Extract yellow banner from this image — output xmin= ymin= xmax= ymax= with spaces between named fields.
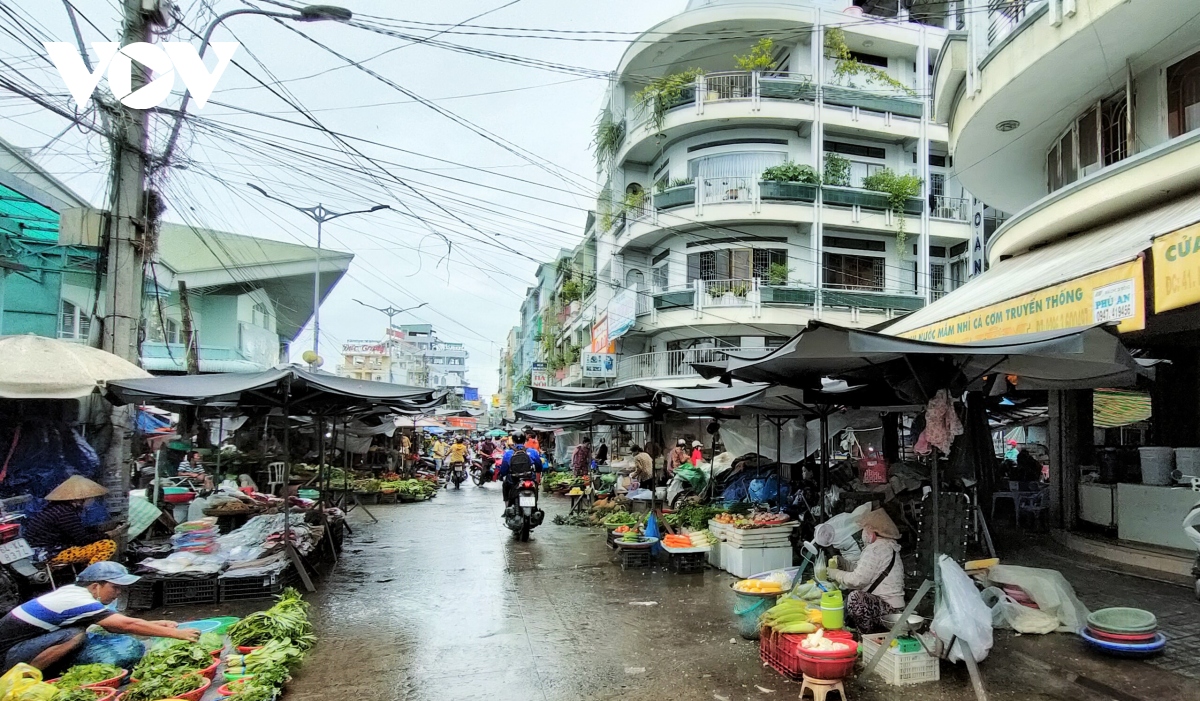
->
xmin=899 ymin=260 xmax=1144 ymax=343
xmin=1152 ymin=222 xmax=1200 ymax=313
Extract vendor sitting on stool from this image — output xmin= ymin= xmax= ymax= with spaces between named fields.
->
xmin=25 ymin=476 xmax=121 ymax=567
xmin=826 ymin=508 xmax=904 ymax=633
xmin=0 ymin=562 xmax=198 ymax=674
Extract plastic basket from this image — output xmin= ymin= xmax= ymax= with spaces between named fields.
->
xmin=124 ymin=579 xmax=159 ymax=611
xmin=668 ymin=551 xmax=707 ymax=574
xmin=733 ymin=594 xmax=770 ymax=640
xmin=220 ymin=568 xmax=296 ymax=602
xmin=860 ymin=633 xmax=940 ymax=685
xmin=619 ymin=548 xmax=653 ymax=570
xmin=161 ymin=576 xmax=219 ymax=606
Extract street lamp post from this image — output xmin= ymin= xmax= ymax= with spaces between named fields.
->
xmin=248 ymin=183 xmax=388 ymax=357
xmin=158 ymin=5 xmax=353 ymax=173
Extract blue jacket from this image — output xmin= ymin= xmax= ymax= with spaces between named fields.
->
xmin=500 ymin=446 xmax=543 ymax=477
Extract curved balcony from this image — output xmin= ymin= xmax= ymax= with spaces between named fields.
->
xmin=945 ymin=0 xmax=1188 ymax=213
xmin=616 ymin=345 xmax=753 ymax=385
xmin=616 ymin=72 xmax=938 ymax=166
xmin=618 ymin=180 xmax=966 ymax=253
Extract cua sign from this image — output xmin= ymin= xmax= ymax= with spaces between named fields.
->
xmin=44 ymin=41 xmax=239 ymax=109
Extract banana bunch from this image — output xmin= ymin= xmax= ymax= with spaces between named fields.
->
xmin=759 ymin=598 xmax=817 ymax=635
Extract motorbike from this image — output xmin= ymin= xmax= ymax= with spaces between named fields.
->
xmin=470 ymin=457 xmax=492 ymax=486
xmin=449 ymin=461 xmax=467 ymax=489
xmin=503 ymin=473 xmax=544 ymax=542
xmin=0 ymin=497 xmax=51 ymax=615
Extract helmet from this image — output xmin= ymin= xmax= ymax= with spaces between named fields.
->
xmin=512 ymin=432 xmax=526 ymax=444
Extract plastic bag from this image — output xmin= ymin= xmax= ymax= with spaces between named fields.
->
xmin=930 ymin=555 xmax=993 ymax=663
xmin=0 ymin=664 xmax=56 ymax=701
xmin=812 ymin=502 xmax=871 ymax=567
xmin=73 ymin=632 xmax=146 ymax=668
xmin=980 ymin=587 xmax=1060 ymax=634
xmin=982 ymin=565 xmax=1091 ymax=633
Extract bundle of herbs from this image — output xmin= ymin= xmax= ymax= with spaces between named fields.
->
xmin=53 ymin=663 xmax=124 ymax=689
xmin=121 ymin=673 xmax=207 ymax=701
xmin=53 ymin=689 xmax=103 ymax=701
xmin=131 ymin=639 xmax=212 ymax=680
xmin=227 ymin=588 xmax=315 ymax=650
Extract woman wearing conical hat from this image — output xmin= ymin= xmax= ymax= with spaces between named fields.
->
xmin=24 ymin=476 xmax=118 ymax=566
xmin=827 ymin=507 xmax=906 ymax=633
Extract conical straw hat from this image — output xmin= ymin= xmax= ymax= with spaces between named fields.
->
xmin=45 ymin=475 xmax=108 ymax=501
xmin=858 ymin=508 xmax=901 ymax=540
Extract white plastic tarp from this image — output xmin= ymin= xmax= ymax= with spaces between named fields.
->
xmin=718 ymin=411 xmax=883 ymax=463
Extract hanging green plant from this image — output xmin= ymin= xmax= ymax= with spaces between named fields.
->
xmin=861 ymin=167 xmax=922 ymax=249
xmin=734 ymin=38 xmax=778 ymax=72
xmin=592 ymin=117 xmax=626 ymax=167
xmin=823 ymin=153 xmax=852 ymax=187
xmin=824 ymin=28 xmax=915 ymax=96
xmin=761 ymin=162 xmax=820 ymax=184
xmin=655 ymin=177 xmax=695 ymax=193
xmin=633 ymin=68 xmax=706 ymax=131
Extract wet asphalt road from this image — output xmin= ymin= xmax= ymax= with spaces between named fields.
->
xmin=267 ymin=483 xmax=1200 ymax=701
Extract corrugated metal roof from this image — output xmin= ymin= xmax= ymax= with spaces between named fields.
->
xmin=156 ymin=222 xmax=352 ymax=274
xmin=0 ymin=182 xmax=59 ymax=240
xmin=888 ymin=191 xmax=1200 ymax=336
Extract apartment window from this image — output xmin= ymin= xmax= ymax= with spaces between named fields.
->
xmin=252 ymin=302 xmax=271 ymax=330
xmin=1048 ymin=92 xmax=1127 ymax=193
xmin=59 ymin=300 xmax=90 ymax=340
xmin=949 ymin=258 xmax=968 ymax=289
xmin=1101 ymin=94 xmax=1128 ymax=166
xmin=847 ymin=51 xmax=888 ymax=69
xmin=823 ymin=253 xmax=884 ymax=290
xmin=823 ymin=236 xmax=885 ymax=253
xmin=147 ymin=315 xmax=179 ymax=344
xmin=764 ymin=335 xmax=789 ymax=348
xmin=688 ymin=249 xmax=787 ymax=282
xmin=825 ymin=140 xmax=887 ymax=160
xmin=1168 ymin=51 xmax=1200 ymax=138
xmin=689 ymin=151 xmax=786 ymax=204
xmin=652 ymin=264 xmax=668 ymax=291
xmin=752 ymin=249 xmax=787 ymax=280
xmin=931 ymin=263 xmax=946 ymax=293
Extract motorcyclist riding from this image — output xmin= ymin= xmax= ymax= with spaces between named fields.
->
xmin=501 ymin=433 xmax=543 ymax=510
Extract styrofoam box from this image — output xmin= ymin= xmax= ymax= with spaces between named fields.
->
xmin=707 ymin=540 xmax=723 ymax=569
xmin=720 ymin=544 xmax=794 ymax=578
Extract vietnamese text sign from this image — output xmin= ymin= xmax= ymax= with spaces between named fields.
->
xmin=531 ymin=369 xmax=549 ymax=388
xmin=581 ymin=352 xmax=616 ymax=378
xmin=342 ymin=341 xmax=386 ymax=354
xmin=590 ymin=314 xmax=609 ymax=353
xmin=607 ymin=289 xmax=637 ymax=341
xmin=1152 ymin=222 xmax=1200 ymax=313
xmin=898 ymin=260 xmax=1144 ymax=343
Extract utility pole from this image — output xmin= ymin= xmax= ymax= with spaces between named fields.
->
xmin=178 ymin=281 xmax=200 ymax=375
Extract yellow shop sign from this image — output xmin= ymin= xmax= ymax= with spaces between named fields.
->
xmin=1152 ymin=222 xmax=1200 ymax=313
xmin=899 ymin=259 xmax=1144 ymax=343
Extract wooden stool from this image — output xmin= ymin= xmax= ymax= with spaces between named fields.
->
xmin=800 ymin=676 xmax=846 ymax=701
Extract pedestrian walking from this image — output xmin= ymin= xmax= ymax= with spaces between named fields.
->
xmin=571 ymin=436 xmax=592 ymax=477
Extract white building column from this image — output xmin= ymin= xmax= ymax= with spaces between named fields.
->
xmin=918 ymin=24 xmax=931 ymax=303
xmin=812 ymin=14 xmax=824 ymax=317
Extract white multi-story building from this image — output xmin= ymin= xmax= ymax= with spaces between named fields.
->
xmin=583 ymin=0 xmax=976 ymax=387
xmin=885 ymin=0 xmax=1200 ymax=560
xmin=388 ymin=324 xmax=470 ymax=391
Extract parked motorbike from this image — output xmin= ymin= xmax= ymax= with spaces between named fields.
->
xmin=0 ymin=497 xmax=50 ymax=616
xmin=503 ymin=473 xmax=544 ymax=541
xmin=449 ymin=461 xmax=467 ymax=489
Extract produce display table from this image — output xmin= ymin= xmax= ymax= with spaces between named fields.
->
xmin=661 ymin=541 xmax=710 ymax=574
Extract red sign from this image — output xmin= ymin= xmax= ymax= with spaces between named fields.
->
xmin=446 ymin=417 xmax=478 ymax=429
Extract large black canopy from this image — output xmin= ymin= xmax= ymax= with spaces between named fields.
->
xmin=513 ymin=407 xmax=652 ymax=429
xmin=105 ymin=366 xmax=445 ymax=415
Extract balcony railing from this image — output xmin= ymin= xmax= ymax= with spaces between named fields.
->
xmin=617 ymin=345 xmax=755 ymax=384
xmin=986 ymin=0 xmax=1044 ymax=52
xmin=699 ymin=176 xmax=753 ymax=205
xmin=931 ymin=196 xmax=970 ymax=221
xmin=640 ymin=180 xmax=923 ymax=220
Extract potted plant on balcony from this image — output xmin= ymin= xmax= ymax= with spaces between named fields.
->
xmin=634 ymin=68 xmax=705 ymax=131
xmin=559 ymin=276 xmax=583 ymax=305
xmin=767 ymin=262 xmax=792 ymax=286
xmin=861 ymin=168 xmax=923 ymax=250
xmin=760 ymin=162 xmax=820 ymax=201
xmin=653 ymin=177 xmax=695 ymax=209
xmin=592 ymin=117 xmax=625 ymax=167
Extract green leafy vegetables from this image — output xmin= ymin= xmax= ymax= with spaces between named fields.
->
xmin=228 ymin=588 xmax=315 ymax=650
xmin=131 ymin=639 xmax=211 ymax=680
xmin=52 ymin=690 xmax=100 ymax=701
xmin=54 ymin=663 xmax=122 ymax=689
xmin=120 ymin=673 xmax=206 ymax=701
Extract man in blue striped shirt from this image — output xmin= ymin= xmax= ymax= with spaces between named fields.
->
xmin=0 ymin=562 xmax=197 ymax=673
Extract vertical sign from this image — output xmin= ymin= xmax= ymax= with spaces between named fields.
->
xmin=970 ymin=199 xmax=986 ymax=278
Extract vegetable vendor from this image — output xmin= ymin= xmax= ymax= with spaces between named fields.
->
xmin=0 ymin=562 xmax=198 ymax=674
xmin=825 ymin=508 xmax=905 ymax=633
xmin=25 ymin=476 xmax=122 ymax=566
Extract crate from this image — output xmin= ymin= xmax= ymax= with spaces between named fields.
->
xmin=378 ymin=491 xmax=398 ymax=504
xmin=161 ymin=576 xmax=219 ymax=606
xmin=860 ymin=633 xmax=941 ymax=685
xmin=761 ymin=629 xmax=857 ymax=681
xmin=668 ymin=551 xmax=707 ymax=574
xmin=125 ymin=579 xmax=160 ymax=611
xmin=219 ymin=568 xmax=296 ymax=602
xmin=619 ymin=547 xmax=654 ymax=570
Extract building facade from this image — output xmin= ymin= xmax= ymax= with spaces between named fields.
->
xmin=337 ymin=340 xmax=391 ymax=382
xmin=387 ymin=324 xmax=470 ymax=391
xmin=885 ymin=0 xmax=1200 ymax=558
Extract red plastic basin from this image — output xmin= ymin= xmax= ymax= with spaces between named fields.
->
xmin=794 ymin=648 xmax=857 ymax=679
xmin=116 ymin=675 xmax=210 ymax=701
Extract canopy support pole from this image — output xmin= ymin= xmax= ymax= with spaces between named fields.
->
xmin=281 ymin=399 xmax=316 ymax=593
xmin=214 ymin=415 xmax=223 ymax=477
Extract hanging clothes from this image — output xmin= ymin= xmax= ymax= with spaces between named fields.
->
xmin=915 ymin=389 xmax=963 ymax=455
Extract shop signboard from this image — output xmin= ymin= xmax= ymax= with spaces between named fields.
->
xmin=1152 ymin=222 xmax=1200 ymax=313
xmin=342 ymin=341 xmax=386 ymax=354
xmin=531 ymin=369 xmax=549 ymax=388
xmin=607 ymin=289 xmax=637 ymax=340
xmin=581 ymin=352 xmax=616 ymax=378
xmin=591 ymin=314 xmax=609 ymax=352
xmin=898 ymin=259 xmax=1145 ymax=343
xmin=970 ymin=199 xmax=986 ymax=278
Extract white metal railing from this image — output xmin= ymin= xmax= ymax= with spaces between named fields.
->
xmin=986 ymin=0 xmax=1042 ymax=50
xmin=703 ymin=71 xmax=755 ymax=102
xmin=616 ymin=345 xmax=750 ymax=383
xmin=635 ymin=289 xmax=653 ymax=316
xmin=627 ymin=71 xmax=813 ymax=130
xmin=700 ymin=278 xmax=755 ymax=306
xmin=932 ymin=196 xmax=969 ymax=221
xmin=699 ymin=176 xmax=754 ymax=205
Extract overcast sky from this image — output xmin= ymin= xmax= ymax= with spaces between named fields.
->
xmin=0 ymin=0 xmax=684 ymax=396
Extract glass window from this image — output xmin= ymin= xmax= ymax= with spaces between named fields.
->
xmin=1078 ymin=107 xmax=1099 ymax=175
xmin=1059 ymin=130 xmax=1076 ymax=187
xmin=752 ymin=249 xmax=787 ymax=280
xmin=1046 ymin=143 xmax=1060 ymax=193
xmin=1168 ymin=51 xmax=1200 ymax=138
xmin=1102 ymin=93 xmax=1128 ymax=166
xmin=652 ymin=265 xmax=668 ymax=291
xmin=59 ymin=300 xmax=90 ymax=340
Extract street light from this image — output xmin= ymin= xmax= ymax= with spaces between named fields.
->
xmin=353 ymin=300 xmax=428 ymax=328
xmin=248 ymin=183 xmax=389 ymax=356
xmin=158 ymin=5 xmax=353 ymax=171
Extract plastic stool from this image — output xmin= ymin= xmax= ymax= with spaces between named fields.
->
xmin=800 ymin=676 xmax=846 ymax=701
